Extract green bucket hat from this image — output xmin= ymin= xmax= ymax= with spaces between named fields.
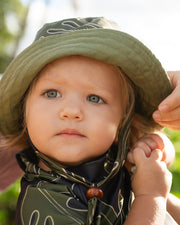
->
xmin=0 ymin=17 xmax=172 ymax=136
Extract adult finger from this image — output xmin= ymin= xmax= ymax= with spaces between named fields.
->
xmin=158 ymin=86 xmax=180 ymax=112
xmin=153 ymin=105 xmax=180 ymax=122
xmin=154 ymin=119 xmax=180 ymax=130
xmin=167 ymin=71 xmax=180 ymax=88
xmin=159 ymin=70 xmax=180 ymax=113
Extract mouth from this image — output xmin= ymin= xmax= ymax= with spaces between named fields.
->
xmin=57 ymin=128 xmax=85 ymax=138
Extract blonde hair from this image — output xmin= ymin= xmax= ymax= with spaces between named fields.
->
xmin=1 ymin=63 xmax=161 ymax=151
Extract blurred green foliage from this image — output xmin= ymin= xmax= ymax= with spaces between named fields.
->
xmin=0 ymin=181 xmax=20 ymax=225
xmin=0 ymin=0 xmax=26 ymax=73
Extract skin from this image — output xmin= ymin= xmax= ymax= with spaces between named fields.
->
xmin=167 ymin=193 xmax=180 ymax=224
xmin=126 ymin=133 xmax=175 ymax=168
xmin=126 ymin=132 xmax=180 ymax=224
xmin=0 ymin=147 xmax=22 ymax=191
xmin=25 ymin=56 xmax=123 ymax=167
xmin=125 ymin=139 xmax=172 ymax=225
xmin=153 ymin=71 xmax=180 ymax=130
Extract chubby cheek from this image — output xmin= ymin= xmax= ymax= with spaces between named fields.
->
xmin=25 ymin=101 xmax=48 ymax=149
xmin=105 ymin=124 xmax=119 ymax=144
xmin=103 ymin=112 xmax=122 ymax=145
xmin=92 ymin=109 xmax=121 ymax=148
xmin=26 ymin=113 xmax=51 ymax=150
xmin=93 ymin=121 xmax=120 ymax=152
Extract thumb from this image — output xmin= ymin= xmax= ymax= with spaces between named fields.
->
xmin=133 ymin=148 xmax=146 ymax=165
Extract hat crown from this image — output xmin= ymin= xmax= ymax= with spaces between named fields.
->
xmin=35 ymin=17 xmax=118 ymax=41
xmin=0 ymin=16 xmax=172 ymax=137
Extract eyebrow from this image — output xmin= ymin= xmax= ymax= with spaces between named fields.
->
xmin=37 ymin=71 xmax=119 ymax=98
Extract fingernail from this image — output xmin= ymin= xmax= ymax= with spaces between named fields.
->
xmin=153 ymin=111 xmax=161 ymax=120
xmin=159 ymin=104 xmax=169 ymax=112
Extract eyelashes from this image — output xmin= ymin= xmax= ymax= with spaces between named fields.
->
xmin=43 ymin=90 xmax=106 ymax=104
xmin=87 ymin=95 xmax=105 ymax=104
xmin=44 ymin=90 xmax=61 ymax=98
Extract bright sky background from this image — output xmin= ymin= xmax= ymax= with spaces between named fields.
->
xmin=18 ymin=0 xmax=180 ymax=70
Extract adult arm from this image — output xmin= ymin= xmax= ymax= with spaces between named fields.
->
xmin=0 ymin=135 xmax=23 ymax=192
xmin=167 ymin=193 xmax=180 ymax=224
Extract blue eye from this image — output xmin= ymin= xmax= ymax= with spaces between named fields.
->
xmin=45 ymin=90 xmax=61 ymax=98
xmin=87 ymin=95 xmax=104 ymax=104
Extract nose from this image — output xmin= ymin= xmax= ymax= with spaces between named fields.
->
xmin=59 ymin=99 xmax=83 ymax=121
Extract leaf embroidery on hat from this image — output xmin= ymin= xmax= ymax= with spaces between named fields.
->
xmin=47 ymin=28 xmax=71 ymax=34
xmin=62 ymin=19 xmax=102 ymax=29
xmin=46 ymin=19 xmax=103 ymax=35
xmin=62 ymin=20 xmax=81 ymax=28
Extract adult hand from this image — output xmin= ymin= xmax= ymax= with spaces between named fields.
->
xmin=0 ymin=135 xmax=23 ymax=192
xmin=153 ymin=71 xmax=180 ymax=130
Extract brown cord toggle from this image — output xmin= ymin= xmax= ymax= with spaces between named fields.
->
xmin=86 ymin=187 xmax=104 ymax=200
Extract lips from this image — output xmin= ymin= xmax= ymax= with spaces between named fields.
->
xmin=58 ymin=128 xmax=85 ymax=138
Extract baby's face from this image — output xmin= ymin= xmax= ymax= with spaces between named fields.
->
xmin=25 ymin=56 xmax=123 ymax=167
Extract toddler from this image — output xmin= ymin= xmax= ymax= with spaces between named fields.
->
xmin=0 ymin=17 xmax=175 ymax=225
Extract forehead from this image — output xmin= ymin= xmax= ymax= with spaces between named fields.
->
xmin=37 ymin=55 xmax=122 ymax=89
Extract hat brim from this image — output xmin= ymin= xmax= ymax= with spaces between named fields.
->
xmin=0 ymin=28 xmax=172 ymax=135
